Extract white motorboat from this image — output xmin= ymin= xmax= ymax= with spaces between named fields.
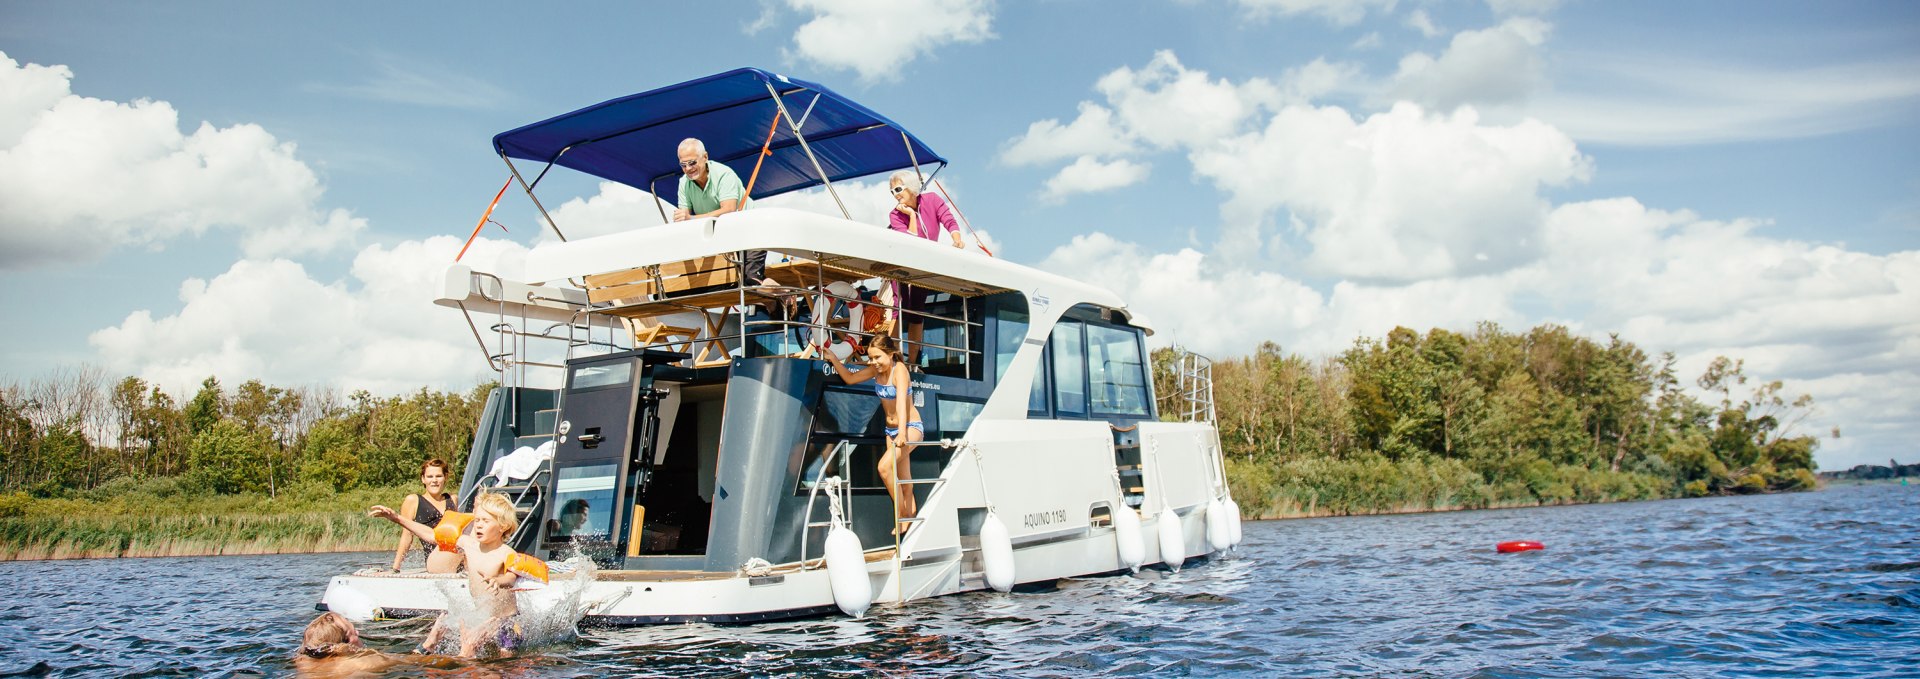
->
xmin=319 ymin=68 xmax=1237 ymax=625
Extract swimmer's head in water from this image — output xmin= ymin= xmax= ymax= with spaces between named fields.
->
xmin=299 ymin=612 xmax=361 ymax=658
xmin=473 ymin=492 xmax=518 ymax=544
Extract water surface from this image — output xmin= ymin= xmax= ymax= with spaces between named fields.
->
xmin=2 ymin=484 xmax=1915 ymax=677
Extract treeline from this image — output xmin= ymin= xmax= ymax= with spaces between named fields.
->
xmin=1156 ymin=323 xmax=1828 ymax=518
xmin=0 ymin=367 xmax=488 ymax=502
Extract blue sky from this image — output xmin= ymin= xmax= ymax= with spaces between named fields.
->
xmin=0 ymin=0 xmax=1915 ymax=469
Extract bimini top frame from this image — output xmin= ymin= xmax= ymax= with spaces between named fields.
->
xmin=492 ymin=67 xmax=948 ymax=237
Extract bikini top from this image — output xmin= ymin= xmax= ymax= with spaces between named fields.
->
xmin=874 ymin=381 xmax=908 ymax=401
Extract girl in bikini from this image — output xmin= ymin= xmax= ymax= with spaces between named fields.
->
xmin=825 ymin=334 xmax=922 ymax=533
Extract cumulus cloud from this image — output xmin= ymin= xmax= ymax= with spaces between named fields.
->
xmin=786 ymin=0 xmax=995 ymax=83
xmin=998 ymin=103 xmax=1131 ymax=167
xmin=0 ymin=52 xmax=363 ymax=269
xmin=1042 ymin=157 xmax=1151 ymax=201
xmin=1038 ymin=197 xmax=1916 ymax=469
xmin=1405 ymin=9 xmax=1443 ymax=37
xmin=89 ymin=236 xmax=528 ymax=396
xmin=1191 ymin=102 xmax=1592 ymax=279
xmin=1384 ymin=17 xmax=1553 ymax=111
xmin=1229 ymin=0 xmax=1397 ymax=26
xmin=1486 ymin=0 xmax=1560 ymax=16
xmin=1001 ymin=51 xmax=1360 ymax=204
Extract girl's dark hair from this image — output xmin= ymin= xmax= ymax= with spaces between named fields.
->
xmin=866 ymin=334 xmax=906 ymax=363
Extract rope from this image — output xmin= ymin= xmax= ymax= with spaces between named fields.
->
xmin=742 ymin=110 xmax=782 ymax=200
xmin=932 ymin=179 xmax=993 ymax=257
xmin=456 ymin=176 xmax=514 ymax=262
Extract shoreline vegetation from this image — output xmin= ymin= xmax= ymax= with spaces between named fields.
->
xmin=4 ymin=323 xmax=1830 ymax=560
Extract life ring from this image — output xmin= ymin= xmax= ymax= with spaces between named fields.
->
xmin=433 ymin=511 xmax=475 ymax=552
xmin=1496 ymin=540 xmax=1544 ymax=553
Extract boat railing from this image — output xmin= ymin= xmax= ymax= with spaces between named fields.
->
xmin=1170 ymin=349 xmax=1217 ymax=423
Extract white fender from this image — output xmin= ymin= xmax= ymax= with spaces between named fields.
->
xmin=323 ymin=581 xmax=378 ymax=622
xmin=1113 ymin=504 xmax=1145 ymax=572
xmin=981 ymin=510 xmax=1016 ymax=593
xmin=1206 ymin=499 xmax=1231 ymax=553
xmin=1226 ymin=497 xmax=1243 ymax=547
xmin=824 ymin=524 xmax=871 ymax=618
xmin=1157 ymin=508 xmax=1186 ymax=572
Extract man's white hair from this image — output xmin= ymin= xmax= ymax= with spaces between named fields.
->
xmin=678 ymin=138 xmax=706 ymax=156
xmin=888 ymin=169 xmax=923 ymax=194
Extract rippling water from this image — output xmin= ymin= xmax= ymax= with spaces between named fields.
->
xmin=2 ymin=483 xmax=1915 ymax=677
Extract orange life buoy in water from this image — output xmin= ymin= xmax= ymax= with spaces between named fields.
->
xmin=433 ymin=512 xmax=474 ymax=552
xmin=1496 ymin=540 xmax=1545 ymax=553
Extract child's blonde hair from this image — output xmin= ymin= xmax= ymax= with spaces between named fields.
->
xmin=299 ymin=612 xmax=358 ymax=657
xmin=474 ymin=492 xmax=519 ymax=535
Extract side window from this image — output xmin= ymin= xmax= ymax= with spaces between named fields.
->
xmin=1028 ymin=345 xmax=1050 ymax=416
xmin=993 ymin=305 xmax=1028 ymax=385
xmin=1052 ymin=320 xmax=1086 ymax=416
xmin=1087 ymin=324 xmax=1150 ymax=417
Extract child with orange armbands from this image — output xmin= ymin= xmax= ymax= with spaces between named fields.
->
xmin=368 ymin=492 xmax=547 ymax=657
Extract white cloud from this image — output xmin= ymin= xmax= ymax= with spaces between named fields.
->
xmin=1486 ymin=0 xmax=1560 ymax=16
xmin=998 ymin=103 xmax=1131 ymax=167
xmin=1384 ymin=18 xmax=1552 ymax=111
xmin=1042 ymin=156 xmax=1151 ymax=201
xmin=88 ymin=237 xmax=529 ymax=396
xmin=786 ymin=0 xmax=995 ymax=83
xmin=303 ymin=52 xmax=510 ymax=109
xmin=1529 ymin=56 xmax=1920 ymax=145
xmin=1229 ymin=0 xmax=1397 ymax=26
xmin=1190 ymin=102 xmax=1591 ymax=279
xmin=1405 ymin=9 xmax=1443 ymax=37
xmin=1351 ymin=31 xmax=1383 ymax=50
xmin=1095 ymin=51 xmax=1282 ymax=151
xmin=0 ymin=51 xmax=364 ymax=269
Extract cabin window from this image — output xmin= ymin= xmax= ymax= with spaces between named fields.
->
xmin=570 ymin=362 xmax=632 ymax=390
xmin=551 ymin=462 xmax=618 ymax=540
xmin=1052 ymin=320 xmax=1087 ymax=416
xmin=939 ymin=397 xmax=984 ymax=436
xmin=992 ymin=306 xmax=1028 ymax=385
xmin=1087 ymin=324 xmax=1150 ymax=417
xmin=1029 ymin=346 xmax=1050 ymax=417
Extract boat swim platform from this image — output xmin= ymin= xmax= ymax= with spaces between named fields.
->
xmin=355 ymin=547 xmax=900 ymax=583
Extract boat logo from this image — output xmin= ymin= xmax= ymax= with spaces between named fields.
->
xmin=1022 ymin=509 xmax=1068 ymax=529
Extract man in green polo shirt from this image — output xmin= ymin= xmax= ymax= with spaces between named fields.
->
xmin=671 ymin=137 xmax=766 ymax=284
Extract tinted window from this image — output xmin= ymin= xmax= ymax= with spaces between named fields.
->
xmin=814 ymin=387 xmax=884 ymax=436
xmin=571 ymin=362 xmax=631 ymax=390
xmin=1088 ymin=324 xmax=1150 ymax=416
xmin=551 ymin=463 xmax=617 ymax=539
xmin=1052 ymin=321 xmax=1086 ymax=415
xmin=993 ymin=306 xmax=1028 ymax=385
xmin=939 ymin=397 xmax=984 ymax=435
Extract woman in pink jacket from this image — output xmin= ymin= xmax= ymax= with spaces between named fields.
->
xmin=886 ymin=170 xmax=966 ymax=365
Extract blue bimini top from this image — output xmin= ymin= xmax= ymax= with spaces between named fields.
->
xmin=492 ymin=68 xmax=947 ymax=207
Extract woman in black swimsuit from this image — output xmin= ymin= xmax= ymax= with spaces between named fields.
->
xmin=389 ymin=458 xmax=457 ymax=573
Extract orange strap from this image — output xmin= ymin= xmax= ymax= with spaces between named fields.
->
xmin=933 ymin=179 xmax=993 ymax=257
xmin=456 ymin=177 xmax=514 ymax=262
xmin=742 ymin=111 xmax=782 ymax=199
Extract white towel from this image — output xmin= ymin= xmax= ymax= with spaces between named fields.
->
xmin=487 ymin=439 xmax=554 ymax=486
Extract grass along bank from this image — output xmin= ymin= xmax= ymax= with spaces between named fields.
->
xmin=0 ymin=478 xmax=413 ymax=561
xmin=1226 ymin=454 xmax=1675 ymax=519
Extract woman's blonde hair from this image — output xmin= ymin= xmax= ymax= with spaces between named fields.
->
xmin=299 ymin=612 xmax=358 ymax=658
xmin=474 ymin=492 xmax=519 ymax=535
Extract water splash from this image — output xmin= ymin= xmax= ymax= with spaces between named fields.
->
xmin=416 ymin=555 xmax=598 ymax=657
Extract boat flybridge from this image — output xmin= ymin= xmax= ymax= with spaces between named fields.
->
xmin=319 ymin=68 xmax=1241 ymax=625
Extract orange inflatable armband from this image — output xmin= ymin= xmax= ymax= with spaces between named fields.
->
xmin=504 ymin=551 xmax=550 ymax=590
xmin=433 ymin=511 xmax=474 ymax=552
